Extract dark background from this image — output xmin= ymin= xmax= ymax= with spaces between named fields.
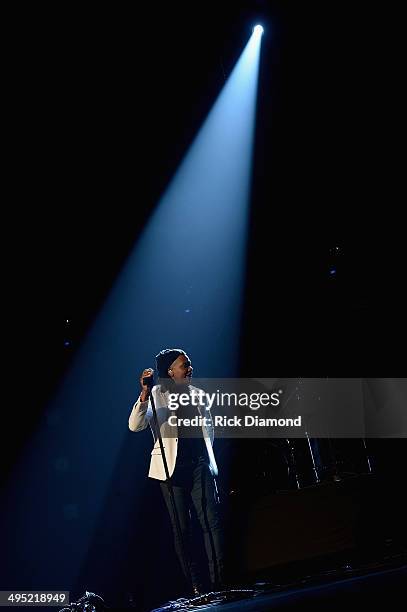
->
xmin=2 ymin=2 xmax=406 ymax=608
xmin=8 ymin=1 xmax=404 ymax=435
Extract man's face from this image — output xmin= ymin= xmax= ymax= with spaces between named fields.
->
xmin=169 ymin=354 xmax=193 ymax=384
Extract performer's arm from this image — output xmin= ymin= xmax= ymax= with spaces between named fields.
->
xmin=128 ymin=368 xmax=154 ymax=432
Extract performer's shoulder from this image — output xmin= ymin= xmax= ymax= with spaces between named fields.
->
xmin=152 ymin=384 xmax=167 ymax=396
xmin=189 ymin=384 xmax=204 ymax=394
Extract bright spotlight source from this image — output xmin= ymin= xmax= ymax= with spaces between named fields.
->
xmin=253 ymin=25 xmax=264 ymax=35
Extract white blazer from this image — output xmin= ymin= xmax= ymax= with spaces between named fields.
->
xmin=128 ymin=384 xmax=218 ymax=481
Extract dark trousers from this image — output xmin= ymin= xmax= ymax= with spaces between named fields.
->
xmin=160 ymin=456 xmax=225 ymax=589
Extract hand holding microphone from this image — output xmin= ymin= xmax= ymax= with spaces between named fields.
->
xmin=140 ymin=368 xmax=154 ymax=402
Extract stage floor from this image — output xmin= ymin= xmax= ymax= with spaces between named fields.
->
xmin=150 ymin=552 xmax=407 ymax=611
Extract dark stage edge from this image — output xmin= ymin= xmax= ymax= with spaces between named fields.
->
xmin=148 ymin=552 xmax=407 ymax=612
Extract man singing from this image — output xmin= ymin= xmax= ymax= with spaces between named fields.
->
xmin=128 ymin=348 xmax=225 ymax=594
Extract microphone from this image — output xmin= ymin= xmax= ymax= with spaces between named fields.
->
xmin=142 ymin=372 xmax=155 ymax=389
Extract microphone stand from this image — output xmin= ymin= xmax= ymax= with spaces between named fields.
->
xmin=146 ymin=379 xmax=195 ymax=592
